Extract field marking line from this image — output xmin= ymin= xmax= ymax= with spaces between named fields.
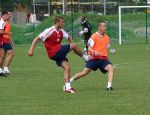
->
xmin=114 ymin=60 xmax=150 ymax=66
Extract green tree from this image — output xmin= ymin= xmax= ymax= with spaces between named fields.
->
xmin=0 ymin=0 xmax=32 ymax=11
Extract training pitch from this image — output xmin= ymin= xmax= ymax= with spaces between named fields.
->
xmin=0 ymin=44 xmax=150 ymax=115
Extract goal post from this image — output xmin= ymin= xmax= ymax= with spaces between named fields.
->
xmin=119 ymin=6 xmax=150 ymax=45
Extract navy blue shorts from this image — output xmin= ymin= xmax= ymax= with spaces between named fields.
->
xmin=51 ymin=44 xmax=70 ymax=66
xmin=2 ymin=43 xmax=13 ymax=52
xmin=86 ymin=59 xmax=112 ymax=74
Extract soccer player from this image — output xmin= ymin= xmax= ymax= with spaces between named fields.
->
xmin=70 ymin=20 xmax=114 ymax=91
xmin=28 ymin=16 xmax=91 ymax=93
xmin=2 ymin=12 xmax=14 ymax=74
xmin=79 ymin=16 xmax=92 ymax=54
xmin=0 ymin=11 xmax=12 ymax=76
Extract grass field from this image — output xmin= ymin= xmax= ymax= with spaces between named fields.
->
xmin=0 ymin=43 xmax=150 ymax=115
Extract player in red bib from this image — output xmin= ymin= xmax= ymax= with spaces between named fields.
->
xmin=28 ymin=16 xmax=91 ymax=93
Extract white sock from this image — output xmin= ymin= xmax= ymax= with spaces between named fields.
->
xmin=65 ymin=82 xmax=71 ymax=90
xmin=4 ymin=67 xmax=8 ymax=71
xmin=107 ymin=82 xmax=112 ymax=88
xmin=0 ymin=68 xmax=3 ymax=73
xmin=70 ymin=78 xmax=74 ymax=83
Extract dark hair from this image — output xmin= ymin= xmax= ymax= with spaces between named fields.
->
xmin=1 ymin=11 xmax=8 ymax=16
xmin=97 ymin=20 xmax=107 ymax=27
xmin=55 ymin=16 xmax=64 ymax=24
xmin=81 ymin=16 xmax=85 ymax=21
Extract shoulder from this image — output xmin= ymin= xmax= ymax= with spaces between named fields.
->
xmin=104 ymin=34 xmax=110 ymax=39
xmin=47 ymin=26 xmax=55 ymax=32
xmin=91 ymin=33 xmax=98 ymax=39
xmin=5 ymin=21 xmax=10 ymax=27
xmin=60 ymin=29 xmax=68 ymax=34
xmin=60 ymin=28 xmax=65 ymax=32
xmin=0 ymin=18 xmax=4 ymax=24
xmin=42 ymin=26 xmax=55 ymax=34
xmin=91 ymin=33 xmax=97 ymax=37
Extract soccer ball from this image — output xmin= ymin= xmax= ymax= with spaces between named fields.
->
xmin=110 ymin=49 xmax=116 ymax=54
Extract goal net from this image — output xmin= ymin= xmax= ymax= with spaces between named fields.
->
xmin=119 ymin=6 xmax=150 ymax=45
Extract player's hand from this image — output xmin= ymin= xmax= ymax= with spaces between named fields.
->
xmin=11 ymin=42 xmax=15 ymax=48
xmin=92 ymin=51 xmax=101 ymax=56
xmin=28 ymin=49 xmax=33 ymax=57
xmin=79 ymin=31 xmax=84 ymax=36
xmin=8 ymin=32 xmax=12 ymax=36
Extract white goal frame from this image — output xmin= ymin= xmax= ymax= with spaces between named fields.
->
xmin=119 ymin=6 xmax=150 ymax=45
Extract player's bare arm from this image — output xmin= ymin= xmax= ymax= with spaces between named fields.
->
xmin=67 ymin=36 xmax=74 ymax=43
xmin=28 ymin=36 xmax=40 ymax=57
xmin=0 ymin=29 xmax=12 ymax=36
xmin=88 ymin=46 xmax=101 ymax=56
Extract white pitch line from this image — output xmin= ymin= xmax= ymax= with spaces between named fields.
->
xmin=11 ymin=68 xmax=49 ymax=71
xmin=114 ymin=66 xmax=150 ymax=70
xmin=114 ymin=60 xmax=150 ymax=66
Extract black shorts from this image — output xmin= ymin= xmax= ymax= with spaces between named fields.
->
xmin=86 ymin=59 xmax=112 ymax=74
xmin=51 ymin=44 xmax=70 ymax=66
xmin=2 ymin=43 xmax=13 ymax=52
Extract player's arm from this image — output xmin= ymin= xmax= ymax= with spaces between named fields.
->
xmin=28 ymin=28 xmax=52 ymax=56
xmin=62 ymin=29 xmax=74 ymax=43
xmin=0 ymin=29 xmax=12 ymax=36
xmin=88 ymin=38 xmax=101 ymax=56
xmin=87 ymin=22 xmax=92 ymax=32
xmin=67 ymin=35 xmax=74 ymax=43
xmin=28 ymin=36 xmax=40 ymax=56
xmin=88 ymin=46 xmax=101 ymax=56
xmin=80 ymin=21 xmax=92 ymax=36
xmin=8 ymin=36 xmax=15 ymax=47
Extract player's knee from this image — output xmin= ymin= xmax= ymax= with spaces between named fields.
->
xmin=106 ymin=64 xmax=114 ymax=73
xmin=0 ymin=54 xmax=5 ymax=60
xmin=11 ymin=52 xmax=14 ymax=58
xmin=63 ymin=65 xmax=70 ymax=72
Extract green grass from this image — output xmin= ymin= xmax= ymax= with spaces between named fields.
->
xmin=0 ymin=43 xmax=150 ymax=115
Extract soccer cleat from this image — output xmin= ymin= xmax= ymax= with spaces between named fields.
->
xmin=3 ymin=70 xmax=10 ymax=75
xmin=0 ymin=72 xmax=7 ymax=77
xmin=0 ymin=72 xmax=3 ymax=77
xmin=63 ymin=86 xmax=76 ymax=94
xmin=107 ymin=87 xmax=113 ymax=91
xmin=3 ymin=67 xmax=10 ymax=75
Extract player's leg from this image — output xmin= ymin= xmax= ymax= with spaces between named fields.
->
xmin=70 ymin=43 xmax=83 ymax=56
xmin=104 ymin=64 xmax=114 ymax=90
xmin=70 ymin=68 xmax=91 ymax=83
xmin=98 ymin=60 xmax=114 ymax=90
xmin=3 ymin=49 xmax=14 ymax=74
xmin=61 ymin=60 xmax=75 ymax=93
xmin=0 ymin=48 xmax=6 ymax=76
xmin=61 ymin=60 xmax=71 ymax=83
xmin=69 ymin=43 xmax=90 ymax=61
xmin=70 ymin=60 xmax=98 ymax=83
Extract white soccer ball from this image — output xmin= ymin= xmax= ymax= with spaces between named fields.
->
xmin=110 ymin=49 xmax=116 ymax=54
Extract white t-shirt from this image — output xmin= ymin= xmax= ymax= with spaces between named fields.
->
xmin=39 ymin=26 xmax=69 ymax=42
xmin=0 ymin=18 xmax=5 ymax=30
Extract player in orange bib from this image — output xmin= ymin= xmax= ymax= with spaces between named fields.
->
xmin=0 ymin=12 xmax=12 ymax=76
xmin=70 ymin=20 xmax=114 ymax=91
xmin=2 ymin=12 xmax=14 ymax=74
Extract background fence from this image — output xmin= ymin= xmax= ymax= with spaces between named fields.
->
xmin=1 ymin=0 xmax=149 ymax=45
